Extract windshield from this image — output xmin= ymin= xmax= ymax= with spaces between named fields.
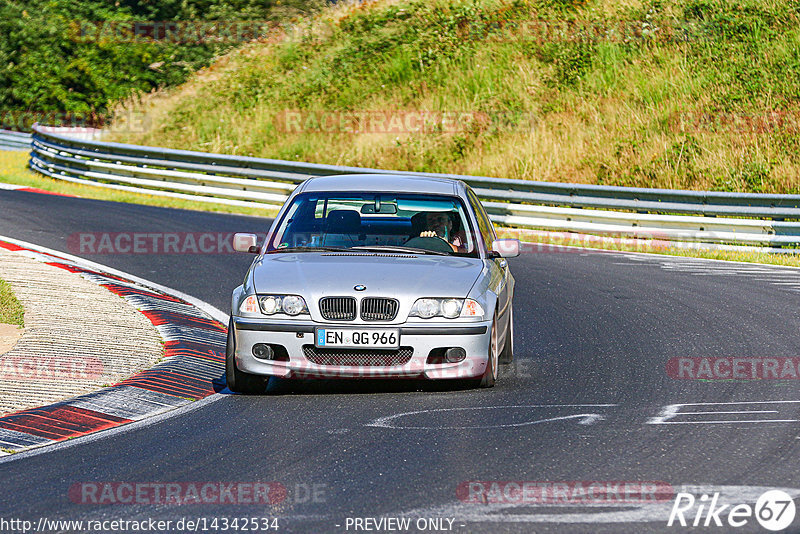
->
xmin=267 ymin=192 xmax=479 ymax=257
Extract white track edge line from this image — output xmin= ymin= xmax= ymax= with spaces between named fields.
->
xmin=0 ymin=392 xmax=226 ymax=464
xmin=520 ymin=238 xmax=800 ymax=271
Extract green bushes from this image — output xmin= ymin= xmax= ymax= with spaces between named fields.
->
xmin=0 ymin=0 xmax=325 ymax=127
xmin=0 ymin=278 xmax=23 ymax=327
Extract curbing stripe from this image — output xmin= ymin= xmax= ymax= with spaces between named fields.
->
xmin=17 ymin=187 xmax=77 ymax=197
xmin=0 ymin=238 xmax=228 ymax=453
xmin=99 ymin=281 xmax=186 ymax=303
xmin=0 ymin=428 xmax=52 ymax=448
xmin=121 ymin=294 xmax=210 ymax=318
xmin=0 ymin=183 xmax=76 ymax=197
xmin=165 ymin=340 xmax=227 ymax=363
xmin=140 ymin=309 xmax=226 ymax=331
xmin=56 ymin=265 xmax=149 ymax=285
xmin=144 ymin=355 xmax=224 ymax=378
xmin=0 ymin=406 xmax=132 ymax=440
xmin=154 ymin=324 xmax=227 ymax=346
xmin=67 ymin=386 xmax=190 ymax=421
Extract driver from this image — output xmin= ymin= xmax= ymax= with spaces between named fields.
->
xmin=419 ymin=211 xmax=464 ymax=252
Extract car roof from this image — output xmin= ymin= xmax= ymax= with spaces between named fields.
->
xmin=298 ymin=174 xmax=463 ymax=196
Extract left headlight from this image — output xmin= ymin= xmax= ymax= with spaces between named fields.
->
xmin=409 ymin=298 xmax=484 ymax=319
xmin=239 ymin=294 xmax=309 ymax=316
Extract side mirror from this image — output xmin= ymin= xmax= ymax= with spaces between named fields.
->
xmin=233 ymin=233 xmax=259 ymax=253
xmin=491 ymin=239 xmax=520 ymax=258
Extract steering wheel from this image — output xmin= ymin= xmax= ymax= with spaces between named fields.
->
xmin=403 ymin=236 xmax=453 ymax=253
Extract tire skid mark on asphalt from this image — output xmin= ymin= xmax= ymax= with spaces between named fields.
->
xmin=618 ymin=253 xmax=800 ymax=290
xmin=67 ymin=386 xmax=188 ymax=420
xmin=389 ymin=484 xmax=800 ymax=525
xmin=0 ymin=240 xmax=227 ymax=455
xmin=367 ymin=404 xmax=618 ymax=430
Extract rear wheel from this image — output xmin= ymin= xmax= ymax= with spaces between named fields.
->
xmin=499 ymin=305 xmax=514 ymax=365
xmin=225 ymin=318 xmax=267 ymax=394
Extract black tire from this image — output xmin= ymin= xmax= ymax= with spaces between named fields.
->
xmin=225 ymin=318 xmax=267 ymax=394
xmin=499 ymin=305 xmax=514 ymax=365
xmin=477 ymin=311 xmax=499 ymax=388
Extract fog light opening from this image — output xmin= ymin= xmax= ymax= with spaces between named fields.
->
xmin=252 ymin=343 xmax=275 ymax=360
xmin=444 ymin=347 xmax=466 ymax=363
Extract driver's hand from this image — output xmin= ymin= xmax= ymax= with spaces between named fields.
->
xmin=420 ymin=230 xmax=437 ymax=238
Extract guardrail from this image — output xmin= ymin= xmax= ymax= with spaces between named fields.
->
xmin=0 ymin=129 xmax=32 ymax=151
xmin=28 ymin=124 xmax=800 ymax=248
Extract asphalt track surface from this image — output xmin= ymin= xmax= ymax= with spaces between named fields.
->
xmin=1 ymin=189 xmax=800 ymax=533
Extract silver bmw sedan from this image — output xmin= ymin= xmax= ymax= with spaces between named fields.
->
xmin=227 ymin=174 xmax=519 ymax=392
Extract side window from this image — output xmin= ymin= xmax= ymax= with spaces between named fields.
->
xmin=467 ymin=189 xmax=494 ymax=250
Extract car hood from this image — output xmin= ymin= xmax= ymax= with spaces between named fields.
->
xmin=252 ymin=252 xmax=484 ymax=298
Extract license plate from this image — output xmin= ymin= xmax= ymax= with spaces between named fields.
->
xmin=315 ymin=328 xmax=400 ymax=349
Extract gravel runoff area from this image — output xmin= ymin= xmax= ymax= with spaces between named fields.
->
xmin=0 ymin=324 xmax=22 ymax=355
xmin=0 ymin=248 xmax=164 ymax=415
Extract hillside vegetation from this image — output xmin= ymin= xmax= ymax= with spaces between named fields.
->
xmin=0 ymin=0 xmax=324 ymax=125
xmin=111 ymin=0 xmax=800 ymax=193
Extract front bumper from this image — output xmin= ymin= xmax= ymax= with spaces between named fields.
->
xmin=233 ymin=318 xmax=492 ymax=379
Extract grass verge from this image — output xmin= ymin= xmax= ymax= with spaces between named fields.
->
xmin=0 ymin=278 xmax=24 ymax=327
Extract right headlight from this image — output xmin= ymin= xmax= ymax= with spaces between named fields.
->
xmin=239 ymin=294 xmax=309 ymax=316
xmin=409 ymin=298 xmax=484 ymax=319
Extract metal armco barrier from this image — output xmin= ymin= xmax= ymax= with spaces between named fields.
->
xmin=28 ymin=124 xmax=800 ymax=247
xmin=0 ymin=129 xmax=32 ymax=151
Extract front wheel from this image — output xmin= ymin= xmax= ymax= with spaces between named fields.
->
xmin=479 ymin=312 xmax=499 ymax=387
xmin=499 ymin=305 xmax=513 ymax=365
xmin=225 ymin=318 xmax=267 ymax=394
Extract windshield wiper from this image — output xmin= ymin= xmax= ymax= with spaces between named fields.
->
xmin=268 ymin=246 xmax=351 ymax=254
xmin=350 ymin=245 xmax=449 ymax=256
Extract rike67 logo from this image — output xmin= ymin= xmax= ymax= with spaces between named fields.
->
xmin=668 ymin=489 xmax=796 ymax=531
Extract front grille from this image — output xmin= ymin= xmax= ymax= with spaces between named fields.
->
xmin=319 ymin=297 xmax=356 ymax=321
xmin=361 ymin=298 xmax=399 ymax=321
xmin=303 ymin=345 xmax=413 ymax=366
